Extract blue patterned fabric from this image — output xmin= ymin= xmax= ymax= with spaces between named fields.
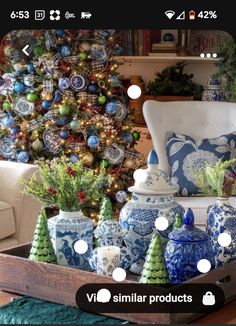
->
xmin=166 ymin=131 xmax=236 ymax=196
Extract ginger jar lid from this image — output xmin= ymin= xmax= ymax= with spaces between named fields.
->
xmin=94 ymin=220 xmax=125 ymax=237
xmin=128 ymin=149 xmax=177 ymax=195
xmin=168 ymin=208 xmax=208 ymax=243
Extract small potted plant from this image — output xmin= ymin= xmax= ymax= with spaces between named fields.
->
xmin=22 ymin=158 xmax=111 ymax=270
xmin=145 ymin=61 xmax=203 ymax=100
xmin=194 ymin=158 xmax=236 ymax=267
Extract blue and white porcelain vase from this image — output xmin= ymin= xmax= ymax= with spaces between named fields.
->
xmin=207 ymin=197 xmax=236 ymax=267
xmin=119 ymin=149 xmax=185 ymax=274
xmin=48 ymin=210 xmax=93 ymax=270
xmin=202 ymin=78 xmax=225 ymax=101
xmin=164 ymin=208 xmax=215 ymax=283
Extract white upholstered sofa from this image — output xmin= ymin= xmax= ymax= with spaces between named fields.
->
xmin=0 ymin=161 xmax=42 ymax=249
xmin=143 ymin=100 xmax=236 ymax=229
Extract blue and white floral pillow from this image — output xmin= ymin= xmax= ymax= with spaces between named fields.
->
xmin=166 ymin=131 xmax=236 ymax=196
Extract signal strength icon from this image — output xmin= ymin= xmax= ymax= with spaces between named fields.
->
xmin=165 ymin=10 xmax=175 ymax=19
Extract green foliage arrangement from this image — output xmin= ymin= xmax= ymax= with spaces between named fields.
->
xmin=22 ymin=159 xmax=111 ymax=212
xmin=213 ymin=35 xmax=236 ymax=101
xmin=194 ymin=158 xmax=236 ymax=197
xmin=146 ymin=61 xmax=203 ymax=99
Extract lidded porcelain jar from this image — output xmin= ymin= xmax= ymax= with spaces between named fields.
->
xmin=202 ymin=78 xmax=225 ymax=101
xmin=119 ymin=149 xmax=185 ymax=270
xmin=207 ymin=197 xmax=236 ymax=267
xmin=164 ymin=208 xmax=215 ymax=283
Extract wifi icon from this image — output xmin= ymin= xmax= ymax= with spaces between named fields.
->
xmin=165 ymin=10 xmax=175 ymax=19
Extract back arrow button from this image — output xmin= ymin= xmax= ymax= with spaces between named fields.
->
xmin=22 ymin=44 xmax=30 ymax=56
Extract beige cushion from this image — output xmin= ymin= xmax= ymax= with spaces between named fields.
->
xmin=0 ymin=201 xmax=16 ymax=240
xmin=0 ymin=237 xmax=18 ymax=250
xmin=175 ymin=196 xmax=236 ymax=230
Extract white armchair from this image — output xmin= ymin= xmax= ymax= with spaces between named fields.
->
xmin=0 ymin=161 xmax=42 ymax=249
xmin=143 ymin=100 xmax=236 ymax=229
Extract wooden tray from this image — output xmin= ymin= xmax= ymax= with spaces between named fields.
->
xmin=0 ymin=243 xmax=236 ymax=324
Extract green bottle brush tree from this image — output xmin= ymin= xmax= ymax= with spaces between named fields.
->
xmin=140 ymin=233 xmax=169 ymax=284
xmin=29 ymin=208 xmax=57 ymax=264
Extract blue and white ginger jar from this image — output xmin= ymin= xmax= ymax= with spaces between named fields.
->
xmin=202 ymin=78 xmax=225 ymax=101
xmin=164 ymin=208 xmax=215 ymax=283
xmin=119 ymin=149 xmax=184 ymax=273
xmin=94 ymin=220 xmax=127 ymax=247
xmin=48 ymin=210 xmax=93 ymax=270
xmin=207 ymin=197 xmax=236 ymax=267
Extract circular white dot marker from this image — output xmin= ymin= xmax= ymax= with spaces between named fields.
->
xmin=155 ymin=216 xmax=169 ymax=231
xmin=218 ymin=233 xmax=232 ymax=247
xmin=133 ymin=169 xmax=147 ymax=182
xmin=212 ymin=53 xmax=217 ymax=58
xmin=96 ymin=288 xmax=111 ymax=303
xmin=74 ymin=240 xmax=88 ymax=254
xmin=112 ymin=267 xmax=127 ymax=282
xmin=206 ymin=53 xmax=211 ymax=58
xmin=200 ymin=53 xmax=205 ymax=58
xmin=197 ymin=259 xmax=211 ymax=273
xmin=127 ymin=85 xmax=142 ymax=99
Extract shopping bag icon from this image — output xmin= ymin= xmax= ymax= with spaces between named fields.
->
xmin=202 ymin=291 xmax=215 ymax=306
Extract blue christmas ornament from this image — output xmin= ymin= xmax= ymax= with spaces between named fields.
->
xmin=10 ymin=127 xmax=20 ymax=135
xmin=60 ymin=45 xmax=71 ymax=57
xmin=55 ymin=116 xmax=72 ymax=127
xmin=69 ymin=154 xmax=79 ymax=163
xmin=105 ymin=102 xmax=117 ymax=115
xmin=59 ymin=129 xmax=70 ymax=139
xmin=14 ymin=82 xmax=24 ymax=94
xmin=88 ymin=84 xmax=97 ymax=93
xmin=54 ymin=90 xmax=62 ymax=103
xmin=27 ymin=64 xmax=35 ymax=73
xmin=88 ymin=135 xmax=100 ymax=148
xmin=42 ymin=100 xmax=51 ymax=109
xmin=59 ymin=77 xmax=70 ymax=90
xmin=56 ymin=29 xmax=65 ymax=37
xmin=2 ymin=115 xmax=14 ymax=128
xmin=121 ymin=131 xmax=133 ymax=143
xmin=116 ymin=190 xmax=127 ymax=203
xmin=17 ymin=151 xmax=30 ymax=163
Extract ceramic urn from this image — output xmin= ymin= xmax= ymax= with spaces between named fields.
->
xmin=119 ymin=149 xmax=184 ymax=273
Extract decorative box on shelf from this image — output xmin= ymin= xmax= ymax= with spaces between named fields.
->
xmin=0 ymin=242 xmax=236 ymax=324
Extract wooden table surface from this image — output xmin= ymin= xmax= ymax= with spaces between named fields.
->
xmin=0 ymin=290 xmax=235 ymax=324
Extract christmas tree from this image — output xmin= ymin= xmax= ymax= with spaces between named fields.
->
xmin=0 ymin=30 xmax=143 ymax=221
xmin=29 ymin=208 xmax=57 ymax=263
xmin=140 ymin=234 xmax=169 ymax=284
xmin=172 ymin=212 xmax=183 ymax=230
xmin=98 ymin=196 xmax=114 ymax=225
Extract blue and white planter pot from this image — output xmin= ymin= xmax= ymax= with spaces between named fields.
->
xmin=119 ymin=192 xmax=185 ymax=264
xmin=207 ymin=197 xmax=236 ymax=267
xmin=165 ymin=208 xmax=215 ymax=283
xmin=48 ymin=210 xmax=93 ymax=270
xmin=89 ymin=246 xmax=133 ymax=271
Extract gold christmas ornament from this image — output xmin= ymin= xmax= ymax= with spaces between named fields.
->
xmin=83 ymin=152 xmax=94 ymax=166
xmin=32 ymin=139 xmax=44 ymax=152
xmin=124 ymin=158 xmax=135 ymax=169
